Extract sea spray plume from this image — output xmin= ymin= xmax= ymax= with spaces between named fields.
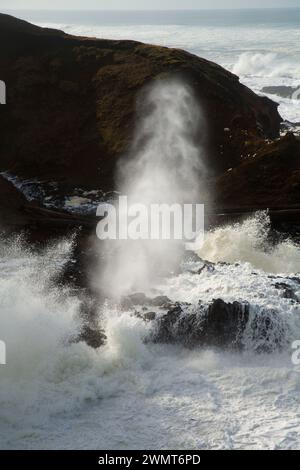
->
xmin=118 ymin=79 xmax=206 ymax=205
xmin=98 ymin=79 xmax=208 ymax=299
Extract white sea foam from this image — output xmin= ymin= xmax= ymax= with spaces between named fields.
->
xmin=197 ymin=212 xmax=300 ymax=275
xmin=1 ymin=213 xmax=300 ymax=449
xmin=232 ymin=52 xmax=300 ymax=80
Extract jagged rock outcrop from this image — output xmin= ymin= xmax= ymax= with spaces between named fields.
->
xmin=124 ymin=297 xmax=289 ymax=352
xmin=149 ymin=299 xmax=249 ymax=350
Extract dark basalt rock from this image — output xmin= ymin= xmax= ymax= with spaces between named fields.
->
xmin=140 ymin=297 xmax=288 ymax=352
xmin=74 ymin=324 xmax=107 ymax=349
xmin=151 ymin=299 xmax=250 ymax=350
xmin=0 ymin=175 xmax=28 ymax=231
xmin=214 ymin=132 xmax=300 ymax=211
xmin=142 ymin=311 xmax=157 ymax=322
xmin=201 ymin=299 xmax=250 ymax=348
xmin=72 ymin=294 xmax=288 ymax=351
xmin=275 ymin=282 xmax=299 ymax=302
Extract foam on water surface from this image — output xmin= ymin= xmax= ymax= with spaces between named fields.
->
xmin=0 ymin=213 xmax=300 ymax=449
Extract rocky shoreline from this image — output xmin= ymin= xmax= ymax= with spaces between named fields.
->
xmin=0 ymin=13 xmax=299 ymax=351
xmin=1 ymin=14 xmax=299 ymax=238
xmin=71 ymin=257 xmax=300 ymax=352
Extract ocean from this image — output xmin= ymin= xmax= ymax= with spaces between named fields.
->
xmin=1 ymin=8 xmax=300 ymax=450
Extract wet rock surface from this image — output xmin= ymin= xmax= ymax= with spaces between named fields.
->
xmin=150 ymin=299 xmax=250 ymax=350
xmin=120 ymin=289 xmax=298 ymax=353
xmin=74 ymin=324 xmax=106 ymax=349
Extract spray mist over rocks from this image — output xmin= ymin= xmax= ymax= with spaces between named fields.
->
xmin=99 ymin=79 xmax=209 ymax=299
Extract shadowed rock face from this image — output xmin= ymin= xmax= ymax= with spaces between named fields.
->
xmin=0 ymin=175 xmax=28 ymax=229
xmin=0 ymin=13 xmax=281 ymax=194
xmin=214 ymin=133 xmax=300 ymax=209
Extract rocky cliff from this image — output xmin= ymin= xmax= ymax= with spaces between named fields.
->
xmin=0 ymin=13 xmax=299 ymax=233
xmin=0 ymin=14 xmax=281 ymax=183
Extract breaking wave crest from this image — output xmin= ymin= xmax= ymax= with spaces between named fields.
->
xmin=232 ymin=52 xmax=300 ymax=80
xmin=198 ymin=212 xmax=300 ymax=274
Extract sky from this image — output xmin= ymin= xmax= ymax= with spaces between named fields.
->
xmin=1 ymin=0 xmax=299 ymax=10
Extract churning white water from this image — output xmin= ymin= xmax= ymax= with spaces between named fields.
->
xmin=1 ymin=211 xmax=300 ymax=449
xmin=198 ymin=212 xmax=300 ymax=274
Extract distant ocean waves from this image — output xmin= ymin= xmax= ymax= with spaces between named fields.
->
xmin=28 ymin=15 xmax=300 ymax=124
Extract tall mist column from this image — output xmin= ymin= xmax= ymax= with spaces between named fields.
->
xmin=99 ymin=79 xmax=208 ymax=298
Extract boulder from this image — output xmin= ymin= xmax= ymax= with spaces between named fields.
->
xmin=152 ymin=299 xmax=250 ymax=350
xmin=148 ymin=298 xmax=287 ymax=352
